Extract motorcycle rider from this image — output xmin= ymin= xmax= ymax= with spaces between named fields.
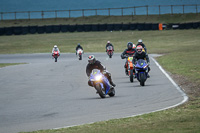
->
xmin=76 ymin=43 xmax=83 ymax=55
xmin=133 ymin=45 xmax=150 ymax=78
xmin=86 ymin=55 xmax=116 ymax=88
xmin=105 ymin=41 xmax=114 ymax=52
xmin=121 ymin=42 xmax=136 ymax=75
xmin=52 ymin=45 xmax=60 ymax=56
xmin=136 ymin=39 xmax=147 ymax=53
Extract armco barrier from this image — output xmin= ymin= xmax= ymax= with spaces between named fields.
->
xmin=5 ymin=27 xmax=13 ymax=35
xmin=137 ymin=23 xmax=145 ymax=31
xmin=185 ymin=23 xmax=193 ymax=29
xmin=144 ymin=23 xmax=152 ymax=30
xmin=37 ymin=26 xmax=45 ymax=34
xmin=152 ymin=23 xmax=159 ymax=30
xmin=0 ymin=28 xmax=5 ymax=35
xmin=52 ymin=25 xmax=61 ymax=33
xmin=179 ymin=23 xmax=186 ymax=29
xmin=29 ymin=26 xmax=37 ymax=34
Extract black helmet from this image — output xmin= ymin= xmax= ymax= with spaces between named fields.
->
xmin=127 ymin=42 xmax=133 ymax=50
xmin=88 ymin=55 xmax=96 ymax=64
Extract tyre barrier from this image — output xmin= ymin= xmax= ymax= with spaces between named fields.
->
xmin=0 ymin=22 xmax=200 ymax=36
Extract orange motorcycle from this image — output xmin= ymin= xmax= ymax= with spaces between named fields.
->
xmin=125 ymin=56 xmax=135 ymax=82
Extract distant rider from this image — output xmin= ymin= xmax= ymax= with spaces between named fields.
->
xmin=136 ymin=39 xmax=147 ymax=53
xmin=106 ymin=41 xmax=114 ymax=52
xmin=86 ymin=55 xmax=116 ymax=87
xmin=133 ymin=45 xmax=150 ymax=77
xmin=76 ymin=43 xmax=83 ymax=55
xmin=121 ymin=42 xmax=136 ymax=75
xmin=52 ymin=45 xmax=60 ymax=56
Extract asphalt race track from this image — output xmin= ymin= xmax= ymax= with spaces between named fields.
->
xmin=0 ymin=53 xmax=187 ymax=133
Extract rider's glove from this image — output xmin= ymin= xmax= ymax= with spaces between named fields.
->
xmin=102 ymin=70 xmax=106 ymax=75
xmin=147 ymin=62 xmax=150 ymax=66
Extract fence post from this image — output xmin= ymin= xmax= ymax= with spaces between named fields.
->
xmin=134 ymin=6 xmax=136 ymax=15
xmin=1 ymin=12 xmax=3 ymax=20
xmin=146 ymin=5 xmax=148 ymax=16
xmin=55 ymin=10 xmax=57 ymax=19
xmin=171 ymin=5 xmax=173 ymax=15
xmin=41 ymin=11 xmax=44 ymax=19
xmin=196 ymin=4 xmax=198 ymax=14
xmin=82 ymin=9 xmax=84 ymax=17
xmin=121 ymin=8 xmax=123 ymax=16
xmin=108 ymin=8 xmax=110 ymax=16
xmin=183 ymin=5 xmax=184 ymax=14
xmin=95 ymin=9 xmax=97 ymax=16
xmin=159 ymin=5 xmax=161 ymax=15
xmin=28 ymin=11 xmax=30 ymax=20
xmin=69 ymin=10 xmax=71 ymax=18
xmin=15 ymin=12 xmax=17 ymax=20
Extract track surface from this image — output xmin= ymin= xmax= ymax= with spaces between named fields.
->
xmin=0 ymin=53 xmax=186 ymax=133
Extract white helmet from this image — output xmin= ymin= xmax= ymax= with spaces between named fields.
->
xmin=54 ymin=45 xmax=57 ymax=48
xmin=107 ymin=41 xmax=110 ymax=44
xmin=138 ymin=39 xmax=143 ymax=43
xmin=132 ymin=44 xmax=136 ymax=49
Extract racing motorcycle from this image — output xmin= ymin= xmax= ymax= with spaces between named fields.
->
xmin=52 ymin=50 xmax=59 ymax=62
xmin=106 ymin=46 xmax=114 ymax=58
xmin=77 ymin=49 xmax=83 ymax=60
xmin=124 ymin=55 xmax=135 ymax=82
xmin=89 ymin=69 xmax=115 ymax=98
xmin=135 ymin=59 xmax=149 ymax=86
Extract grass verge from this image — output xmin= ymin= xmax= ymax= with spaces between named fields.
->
xmin=0 ymin=63 xmax=26 ymax=68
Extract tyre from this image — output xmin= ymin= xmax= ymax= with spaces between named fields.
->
xmin=55 ymin=57 xmax=57 ymax=62
xmin=109 ymin=54 xmax=112 ymax=58
xmin=95 ymin=84 xmax=106 ymax=98
xmin=79 ymin=55 xmax=82 ymax=60
xmin=139 ymin=73 xmax=145 ymax=86
xmin=130 ymin=69 xmax=134 ymax=82
xmin=108 ymin=88 xmax=115 ymax=97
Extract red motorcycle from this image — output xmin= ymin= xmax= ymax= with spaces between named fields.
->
xmin=52 ymin=50 xmax=60 ymax=62
xmin=106 ymin=46 xmax=114 ymax=58
xmin=77 ymin=49 xmax=83 ymax=60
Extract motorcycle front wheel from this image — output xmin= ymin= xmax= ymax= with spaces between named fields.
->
xmin=95 ymin=84 xmax=106 ymax=98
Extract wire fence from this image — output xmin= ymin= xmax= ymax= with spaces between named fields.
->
xmin=1 ymin=4 xmax=200 ymax=20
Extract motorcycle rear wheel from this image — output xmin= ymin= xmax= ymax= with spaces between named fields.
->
xmin=108 ymin=88 xmax=115 ymax=97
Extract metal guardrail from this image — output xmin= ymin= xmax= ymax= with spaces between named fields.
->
xmin=0 ymin=4 xmax=200 ymax=20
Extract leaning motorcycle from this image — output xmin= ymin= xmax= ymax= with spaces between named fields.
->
xmin=89 ymin=69 xmax=115 ymax=98
xmin=77 ymin=49 xmax=83 ymax=60
xmin=135 ymin=59 xmax=149 ymax=86
xmin=106 ymin=46 xmax=114 ymax=58
xmin=52 ymin=50 xmax=59 ymax=62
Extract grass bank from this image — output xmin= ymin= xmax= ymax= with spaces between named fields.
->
xmin=0 ymin=29 xmax=195 ymax=133
xmin=0 ymin=63 xmax=26 ymax=68
xmin=1 ymin=13 xmax=200 ymax=27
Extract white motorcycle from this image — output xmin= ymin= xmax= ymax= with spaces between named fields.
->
xmin=77 ymin=49 xmax=83 ymax=60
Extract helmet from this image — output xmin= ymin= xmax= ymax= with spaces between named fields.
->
xmin=136 ymin=45 xmax=143 ymax=54
xmin=107 ymin=41 xmax=110 ymax=44
xmin=138 ymin=39 xmax=143 ymax=44
xmin=54 ymin=45 xmax=57 ymax=48
xmin=132 ymin=44 xmax=136 ymax=49
xmin=127 ymin=42 xmax=133 ymax=50
xmin=88 ymin=55 xmax=96 ymax=64
xmin=77 ymin=43 xmax=80 ymax=46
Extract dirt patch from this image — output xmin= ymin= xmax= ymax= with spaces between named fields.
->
xmin=169 ymin=73 xmax=200 ymax=98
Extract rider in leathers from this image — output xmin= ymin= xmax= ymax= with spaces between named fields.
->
xmin=121 ymin=42 xmax=136 ymax=75
xmin=105 ymin=41 xmax=114 ymax=52
xmin=86 ymin=55 xmax=116 ymax=87
xmin=133 ymin=45 xmax=150 ymax=77
xmin=136 ymin=39 xmax=147 ymax=53
xmin=76 ymin=43 xmax=83 ymax=55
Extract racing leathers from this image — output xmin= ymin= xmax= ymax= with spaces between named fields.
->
xmin=52 ymin=47 xmax=60 ymax=56
xmin=76 ymin=45 xmax=83 ymax=55
xmin=106 ymin=43 xmax=114 ymax=52
xmin=86 ymin=60 xmax=116 ymax=87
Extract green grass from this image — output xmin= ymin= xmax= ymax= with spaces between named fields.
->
xmin=0 ymin=63 xmax=26 ymax=68
xmin=1 ymin=13 xmax=200 ymax=27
